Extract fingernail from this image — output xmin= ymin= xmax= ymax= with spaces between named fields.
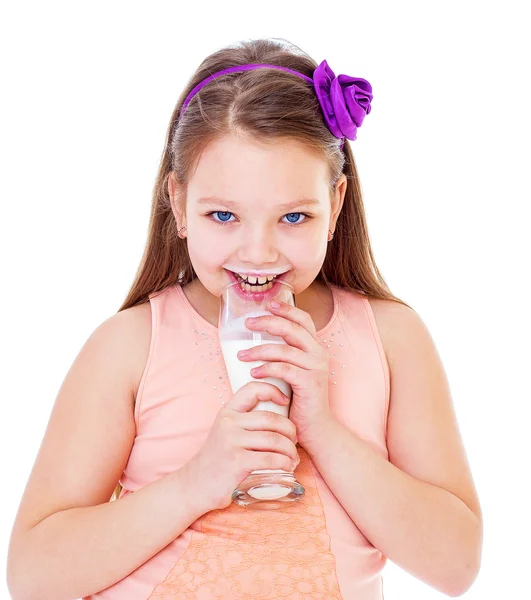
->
xmin=237 ymin=350 xmax=249 ymax=358
xmin=247 ymin=317 xmax=258 ymax=324
xmin=269 ymin=300 xmax=280 ymax=309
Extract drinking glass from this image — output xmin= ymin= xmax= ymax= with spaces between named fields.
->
xmin=219 ymin=278 xmax=305 ymax=509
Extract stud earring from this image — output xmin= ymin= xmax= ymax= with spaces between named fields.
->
xmin=328 ymin=230 xmax=334 ymax=242
xmin=178 ymin=226 xmax=187 ymax=239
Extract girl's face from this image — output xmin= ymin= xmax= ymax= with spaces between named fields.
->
xmin=170 ymin=134 xmax=346 ymax=298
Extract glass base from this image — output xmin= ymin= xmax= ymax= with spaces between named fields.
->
xmin=232 ymin=471 xmax=305 ymax=509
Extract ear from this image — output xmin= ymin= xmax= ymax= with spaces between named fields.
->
xmin=329 ymin=173 xmax=347 ymax=231
xmin=168 ymin=171 xmax=186 ymax=229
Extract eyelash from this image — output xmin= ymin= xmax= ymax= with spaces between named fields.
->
xmin=206 ymin=211 xmax=312 ymax=226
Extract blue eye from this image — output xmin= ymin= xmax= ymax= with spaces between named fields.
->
xmin=283 ymin=213 xmax=306 ymax=224
xmin=210 ymin=211 xmax=234 ymax=223
xmin=207 ymin=211 xmax=310 ymax=226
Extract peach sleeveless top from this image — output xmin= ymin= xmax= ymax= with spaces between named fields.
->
xmin=85 ymin=283 xmax=390 ymax=600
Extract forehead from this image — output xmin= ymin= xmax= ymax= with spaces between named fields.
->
xmin=187 ymin=135 xmax=330 ymax=204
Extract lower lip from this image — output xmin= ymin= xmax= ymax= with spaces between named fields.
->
xmin=225 ymin=270 xmax=290 ymax=299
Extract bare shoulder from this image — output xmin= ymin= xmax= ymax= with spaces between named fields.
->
xmin=89 ymin=300 xmax=152 ymax=408
xmin=365 ymin=296 xmax=416 ymax=368
xmin=112 ymin=301 xmax=152 ymax=402
xmin=366 ymin=296 xmax=418 ymax=338
xmin=367 ymin=296 xmax=482 ymax=525
xmin=366 ymin=296 xmax=446 ymax=388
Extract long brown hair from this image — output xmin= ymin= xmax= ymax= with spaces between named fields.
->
xmin=110 ymin=38 xmax=412 ymax=502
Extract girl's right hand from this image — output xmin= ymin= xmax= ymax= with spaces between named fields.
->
xmin=184 ymin=381 xmax=300 ymax=512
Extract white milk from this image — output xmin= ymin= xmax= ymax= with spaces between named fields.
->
xmin=219 ymin=309 xmax=292 ymax=417
xmin=220 ymin=313 xmax=295 ymax=495
xmin=220 ymin=338 xmax=291 ymax=417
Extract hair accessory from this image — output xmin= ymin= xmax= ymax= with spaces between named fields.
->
xmin=313 ymin=61 xmax=372 ymax=142
xmin=180 ymin=61 xmax=372 ymax=150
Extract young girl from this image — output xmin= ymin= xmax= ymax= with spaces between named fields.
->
xmin=7 ymin=38 xmax=482 ymax=600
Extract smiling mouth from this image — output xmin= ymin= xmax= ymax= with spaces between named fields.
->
xmin=225 ymin=269 xmax=289 ymax=292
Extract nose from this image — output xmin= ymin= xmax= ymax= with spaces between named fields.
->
xmin=237 ymin=224 xmax=279 ymax=266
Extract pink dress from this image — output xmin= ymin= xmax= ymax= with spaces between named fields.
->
xmin=85 ymin=283 xmax=390 ymax=599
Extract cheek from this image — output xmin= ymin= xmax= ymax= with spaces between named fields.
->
xmin=186 ymin=222 xmax=238 ymax=272
xmin=289 ymin=231 xmax=328 ymax=267
xmin=188 ymin=237 xmax=221 ymax=267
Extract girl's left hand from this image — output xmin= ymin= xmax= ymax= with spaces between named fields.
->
xmin=236 ymin=299 xmax=334 ymax=449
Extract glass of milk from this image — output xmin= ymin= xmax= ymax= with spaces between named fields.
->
xmin=219 ymin=278 xmax=305 ymax=509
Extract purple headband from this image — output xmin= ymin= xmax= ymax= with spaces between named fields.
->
xmin=179 ymin=60 xmax=373 ymax=151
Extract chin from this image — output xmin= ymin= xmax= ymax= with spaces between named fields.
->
xmin=189 ymin=275 xmax=221 ymax=298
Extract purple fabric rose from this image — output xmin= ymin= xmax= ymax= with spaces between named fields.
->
xmin=313 ymin=59 xmax=373 ymax=141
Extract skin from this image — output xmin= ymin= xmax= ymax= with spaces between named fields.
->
xmin=168 ymin=133 xmax=347 ymax=330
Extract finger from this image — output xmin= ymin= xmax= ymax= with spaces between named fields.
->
xmin=250 ymin=362 xmax=308 ymax=392
xmin=242 ymin=430 xmax=299 ymax=466
xmin=245 ymin=314 xmax=315 ymax=352
xmin=268 ymin=299 xmax=318 ymax=338
xmin=228 ymin=380 xmax=290 ymax=413
xmin=238 ymin=342 xmax=318 ymax=371
xmin=244 ymin=448 xmax=298 ymax=475
xmin=239 ymin=410 xmax=298 ymax=444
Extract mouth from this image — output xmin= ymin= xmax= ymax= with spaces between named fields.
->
xmin=225 ymin=269 xmax=290 ymax=293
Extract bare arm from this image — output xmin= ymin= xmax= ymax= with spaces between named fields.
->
xmin=7 ymin=303 xmax=211 ymax=600
xmin=304 ymin=417 xmax=481 ymax=598
xmin=7 ymin=463 xmax=210 ymax=600
xmin=303 ymin=301 xmax=483 ymax=597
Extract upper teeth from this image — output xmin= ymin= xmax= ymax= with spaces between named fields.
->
xmin=237 ymin=274 xmax=276 ymax=284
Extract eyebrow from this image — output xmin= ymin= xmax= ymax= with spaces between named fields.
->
xmin=197 ymin=196 xmax=321 ymax=211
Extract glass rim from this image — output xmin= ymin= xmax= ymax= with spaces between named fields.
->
xmin=221 ymin=278 xmax=294 ymax=292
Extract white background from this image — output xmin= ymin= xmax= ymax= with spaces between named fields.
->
xmin=1 ymin=1 xmax=529 ymax=598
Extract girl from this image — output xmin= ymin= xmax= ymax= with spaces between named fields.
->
xmin=7 ymin=38 xmax=482 ymax=600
